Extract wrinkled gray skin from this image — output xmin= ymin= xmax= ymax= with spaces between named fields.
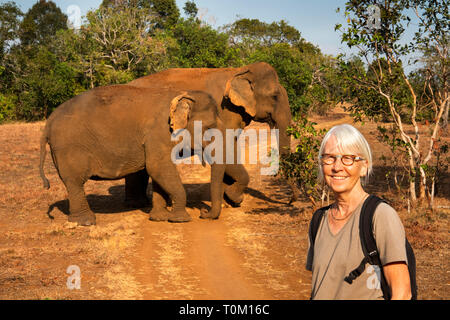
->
xmin=39 ymin=86 xmax=222 ymax=225
xmin=126 ymin=62 xmax=295 ymax=219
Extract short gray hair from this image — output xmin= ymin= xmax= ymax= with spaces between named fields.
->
xmin=318 ymin=124 xmax=372 ymax=185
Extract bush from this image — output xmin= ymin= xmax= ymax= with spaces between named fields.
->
xmin=279 ymin=115 xmax=326 ymax=206
xmin=0 ymin=92 xmax=17 ymax=122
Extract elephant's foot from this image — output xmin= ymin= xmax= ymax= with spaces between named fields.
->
xmin=149 ymin=208 xmax=170 ymax=222
xmin=168 ymin=210 xmax=192 ymax=223
xmin=224 ymin=184 xmax=244 ymax=207
xmin=199 ymin=208 xmax=220 ymax=220
xmin=68 ymin=210 xmax=96 ymax=226
xmin=124 ymin=197 xmax=150 ymax=209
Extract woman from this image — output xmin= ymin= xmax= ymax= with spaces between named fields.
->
xmin=306 ymin=124 xmax=411 ymax=300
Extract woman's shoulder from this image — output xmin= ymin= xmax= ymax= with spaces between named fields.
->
xmin=372 ymin=198 xmax=405 ymax=230
xmin=374 ymin=200 xmax=397 ymax=216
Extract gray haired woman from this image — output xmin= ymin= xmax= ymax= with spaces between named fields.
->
xmin=306 ymin=124 xmax=411 ymax=300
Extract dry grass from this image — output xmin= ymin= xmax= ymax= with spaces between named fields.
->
xmin=0 ymin=122 xmax=146 ymax=299
xmin=223 ymin=207 xmax=312 ymax=299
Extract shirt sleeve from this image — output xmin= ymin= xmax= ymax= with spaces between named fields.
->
xmin=372 ymin=202 xmax=408 ymax=266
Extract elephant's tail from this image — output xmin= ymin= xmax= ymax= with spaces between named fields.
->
xmin=39 ymin=130 xmax=50 ymax=190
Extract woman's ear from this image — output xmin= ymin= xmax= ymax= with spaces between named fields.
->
xmin=360 ymin=160 xmax=369 ymax=178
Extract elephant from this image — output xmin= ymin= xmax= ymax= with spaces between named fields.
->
xmin=39 ymin=85 xmax=224 ymax=226
xmin=126 ymin=61 xmax=295 ymax=219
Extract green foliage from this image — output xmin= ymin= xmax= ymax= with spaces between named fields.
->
xmin=337 ymin=0 xmax=448 ymax=204
xmin=0 ymin=1 xmax=23 ymax=61
xmin=147 ymin=0 xmax=180 ymax=30
xmin=19 ymin=0 xmax=67 ymax=48
xmin=14 ymin=47 xmax=78 ymax=120
xmin=0 ymin=92 xmax=16 ymax=122
xmin=338 ymin=56 xmax=413 ymax=122
xmin=279 ymin=116 xmax=326 ymax=204
xmin=225 ymin=18 xmax=301 ymax=46
xmin=183 ymin=1 xmax=198 ymax=19
xmin=170 ymin=18 xmax=238 ymax=68
xmin=83 ymin=5 xmax=164 ymax=84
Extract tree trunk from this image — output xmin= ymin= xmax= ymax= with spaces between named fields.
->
xmin=442 ymin=100 xmax=449 ymax=130
xmin=410 ymin=179 xmax=417 ymax=203
xmin=419 ymin=166 xmax=427 ymax=200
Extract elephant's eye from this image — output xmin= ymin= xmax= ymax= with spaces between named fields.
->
xmin=272 ymin=94 xmax=279 ymax=102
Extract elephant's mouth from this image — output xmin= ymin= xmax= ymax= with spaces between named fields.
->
xmin=222 ymin=100 xmax=253 ymax=125
xmin=253 ymin=114 xmax=275 ymax=127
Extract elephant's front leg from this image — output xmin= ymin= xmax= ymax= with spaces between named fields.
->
xmin=223 ymin=164 xmax=249 ymax=206
xmin=145 ymin=146 xmax=191 ymax=223
xmin=148 ymin=181 xmax=172 ymax=221
xmin=200 ymin=163 xmax=226 ymax=219
xmin=124 ymin=170 xmax=150 ymax=208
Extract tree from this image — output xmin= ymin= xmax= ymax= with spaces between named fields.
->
xmin=82 ymin=5 xmax=172 ymax=86
xmin=224 ymin=18 xmax=302 ymax=48
xmin=0 ymin=1 xmax=23 ymax=62
xmin=170 ymin=17 xmax=237 ymax=68
xmin=336 ymin=0 xmax=449 ymax=206
xmin=183 ymin=1 xmax=198 ymax=19
xmin=14 ymin=46 xmax=77 ymax=120
xmin=146 ymin=0 xmax=180 ymax=30
xmin=19 ymin=0 xmax=67 ymax=48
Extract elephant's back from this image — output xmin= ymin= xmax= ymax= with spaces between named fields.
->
xmin=128 ymin=68 xmax=235 ymax=101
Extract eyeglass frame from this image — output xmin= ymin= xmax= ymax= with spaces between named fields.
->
xmin=320 ymin=154 xmax=366 ymax=166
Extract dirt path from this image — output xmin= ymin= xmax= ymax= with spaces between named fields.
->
xmin=132 ymin=122 xmax=309 ymax=299
xmin=135 ymin=210 xmax=278 ymax=300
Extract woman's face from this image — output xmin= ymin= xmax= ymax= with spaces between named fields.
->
xmin=322 ymin=135 xmax=368 ymax=195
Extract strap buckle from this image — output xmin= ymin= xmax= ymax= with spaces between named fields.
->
xmin=368 ymin=250 xmax=378 ymax=257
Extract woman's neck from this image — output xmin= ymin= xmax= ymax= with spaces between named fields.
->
xmin=334 ymin=187 xmax=368 ymax=216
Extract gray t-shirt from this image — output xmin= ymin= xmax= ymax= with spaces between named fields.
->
xmin=306 ymin=200 xmax=407 ymax=300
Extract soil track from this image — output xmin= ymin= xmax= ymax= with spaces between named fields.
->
xmin=0 ymin=107 xmax=448 ymax=300
xmin=133 ymin=125 xmax=311 ymax=299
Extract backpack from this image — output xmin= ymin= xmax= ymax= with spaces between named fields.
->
xmin=308 ymin=195 xmax=418 ymax=300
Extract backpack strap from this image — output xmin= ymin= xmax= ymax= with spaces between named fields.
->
xmin=344 ymin=195 xmax=391 ymax=300
xmin=308 ymin=204 xmax=331 ymax=248
xmin=308 ymin=204 xmax=330 ymax=300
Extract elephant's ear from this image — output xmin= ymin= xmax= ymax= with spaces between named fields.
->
xmin=224 ymin=69 xmax=257 ymax=117
xmin=169 ymin=92 xmax=195 ymax=131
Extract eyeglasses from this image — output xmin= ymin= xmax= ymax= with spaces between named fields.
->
xmin=320 ymin=154 xmax=365 ymax=166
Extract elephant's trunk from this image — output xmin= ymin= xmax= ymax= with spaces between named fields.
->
xmin=272 ymin=87 xmax=301 ymax=204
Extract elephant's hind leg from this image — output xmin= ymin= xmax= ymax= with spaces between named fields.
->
xmin=65 ymin=180 xmax=96 ymax=226
xmin=56 ymin=150 xmax=96 ymax=226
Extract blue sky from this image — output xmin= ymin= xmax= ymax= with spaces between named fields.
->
xmin=9 ymin=0 xmax=352 ymax=57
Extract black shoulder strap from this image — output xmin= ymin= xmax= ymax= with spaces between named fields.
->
xmin=344 ymin=195 xmax=391 ymax=300
xmin=359 ymin=195 xmax=385 ymax=264
xmin=309 ymin=205 xmax=331 ymax=247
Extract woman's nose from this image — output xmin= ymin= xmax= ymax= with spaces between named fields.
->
xmin=332 ymin=157 xmax=344 ymax=171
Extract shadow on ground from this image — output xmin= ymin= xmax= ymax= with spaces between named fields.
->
xmin=45 ymin=182 xmax=296 ymax=218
